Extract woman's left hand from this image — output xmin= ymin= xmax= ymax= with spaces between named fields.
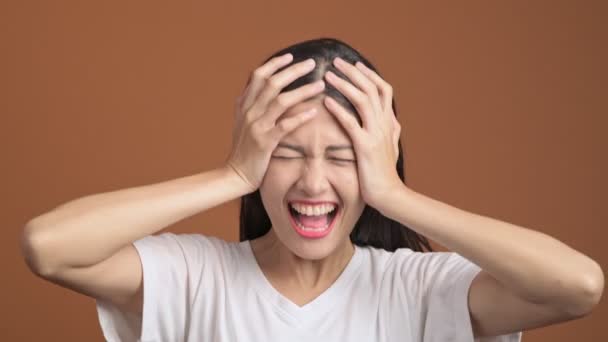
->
xmin=323 ymin=57 xmax=404 ymax=211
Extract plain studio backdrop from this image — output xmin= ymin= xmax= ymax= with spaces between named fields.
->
xmin=2 ymin=0 xmax=606 ymax=340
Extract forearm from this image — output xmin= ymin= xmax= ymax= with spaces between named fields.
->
xmin=22 ymin=166 xmax=250 ymax=275
xmin=379 ymin=185 xmax=603 ymax=307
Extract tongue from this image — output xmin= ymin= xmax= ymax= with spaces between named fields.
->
xmin=297 ymin=214 xmax=329 ymax=228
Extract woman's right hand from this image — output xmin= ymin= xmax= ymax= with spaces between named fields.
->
xmin=226 ymin=53 xmax=325 ymax=193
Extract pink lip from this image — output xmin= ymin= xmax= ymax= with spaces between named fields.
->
xmin=287 ymin=204 xmax=340 ymax=239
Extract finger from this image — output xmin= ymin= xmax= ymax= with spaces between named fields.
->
xmin=393 ymin=117 xmax=401 ymax=159
xmin=323 ymin=95 xmax=364 ymax=142
xmin=355 ymin=62 xmax=393 ymax=111
xmin=394 ymin=138 xmax=399 ymax=161
xmin=234 ymin=83 xmax=250 ymax=121
xmin=324 ymin=70 xmax=373 ymax=130
xmin=333 ymin=57 xmax=382 ymax=115
xmin=393 ymin=126 xmax=400 ymax=160
xmin=392 ymin=115 xmax=401 ymax=131
xmin=241 ymin=53 xmax=293 ymax=112
xmin=258 ymin=80 xmax=325 ymax=130
xmin=249 ymin=58 xmax=317 ymax=120
xmin=268 ymin=108 xmax=318 ymax=142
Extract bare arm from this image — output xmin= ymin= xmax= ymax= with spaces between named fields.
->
xmin=21 ymin=165 xmax=250 ymax=276
xmin=19 ymin=54 xmax=324 ymax=315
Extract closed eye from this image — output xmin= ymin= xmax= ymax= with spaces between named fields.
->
xmin=271 ymin=156 xmax=356 ymax=163
xmin=271 ymin=156 xmax=301 ymax=160
xmin=329 ymin=157 xmax=356 ymax=163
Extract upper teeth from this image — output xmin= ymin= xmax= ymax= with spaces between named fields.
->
xmin=290 ymin=203 xmax=336 ymax=216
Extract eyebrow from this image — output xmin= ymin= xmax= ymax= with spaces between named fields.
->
xmin=276 ymin=143 xmax=353 ymax=153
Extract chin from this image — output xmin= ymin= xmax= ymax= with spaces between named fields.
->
xmin=275 ymin=225 xmax=350 ymax=261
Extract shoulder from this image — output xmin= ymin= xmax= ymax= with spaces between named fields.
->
xmin=359 ymin=244 xmax=421 ymax=273
xmin=136 ymin=231 xmax=234 ymax=250
xmin=134 ymin=232 xmax=246 ymax=267
xmin=355 ymin=244 xmax=413 ymax=283
xmin=369 ymin=246 xmax=478 ymax=292
xmin=385 ymin=247 xmax=470 ymax=275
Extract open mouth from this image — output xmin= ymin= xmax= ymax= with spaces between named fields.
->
xmin=287 ymin=202 xmax=340 ymax=235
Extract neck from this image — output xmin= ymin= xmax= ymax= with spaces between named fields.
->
xmin=250 ymin=228 xmax=355 ymax=290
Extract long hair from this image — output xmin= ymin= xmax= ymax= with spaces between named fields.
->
xmin=239 ymin=37 xmax=433 ymax=253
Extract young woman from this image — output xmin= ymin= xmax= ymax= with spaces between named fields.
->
xmin=22 ymin=38 xmax=603 ymax=341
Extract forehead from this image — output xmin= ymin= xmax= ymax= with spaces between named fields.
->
xmin=279 ymin=97 xmax=351 ymax=147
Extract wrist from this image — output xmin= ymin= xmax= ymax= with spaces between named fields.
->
xmin=375 ymin=183 xmax=415 ymax=219
xmin=222 ymin=164 xmax=257 ymax=195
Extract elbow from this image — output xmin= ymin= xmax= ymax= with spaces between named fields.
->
xmin=20 ymin=222 xmax=59 ymax=278
xmin=565 ymin=260 xmax=605 ymax=317
xmin=582 ymin=261 xmax=605 ymax=312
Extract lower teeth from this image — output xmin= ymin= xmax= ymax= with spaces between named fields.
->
xmin=296 ymin=221 xmax=329 ymax=231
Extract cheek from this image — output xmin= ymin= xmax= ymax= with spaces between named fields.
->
xmin=260 ymin=164 xmax=293 ymax=208
xmin=327 ymin=168 xmax=360 ymax=201
xmin=263 ymin=162 xmax=295 ymax=188
xmin=330 ymin=167 xmax=359 ymax=189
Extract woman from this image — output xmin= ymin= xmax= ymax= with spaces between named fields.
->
xmin=22 ymin=38 xmax=602 ymax=341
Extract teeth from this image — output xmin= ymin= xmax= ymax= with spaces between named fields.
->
xmin=290 ymin=202 xmax=336 ymax=216
xmin=294 ymin=220 xmax=329 ymax=231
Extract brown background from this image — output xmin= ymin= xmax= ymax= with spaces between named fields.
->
xmin=2 ymin=0 xmax=606 ymax=340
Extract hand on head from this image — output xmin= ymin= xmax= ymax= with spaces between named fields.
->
xmin=226 ymin=53 xmax=325 ymax=193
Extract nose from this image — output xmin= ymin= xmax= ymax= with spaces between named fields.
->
xmin=296 ymin=158 xmax=330 ymax=196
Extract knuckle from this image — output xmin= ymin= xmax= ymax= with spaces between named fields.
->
xmin=250 ymin=126 xmax=266 ymax=144
xmin=251 ymin=69 xmax=268 ymax=84
xmin=361 ymin=83 xmax=375 ymax=94
xmin=360 ymin=101 xmax=373 ymax=113
xmin=344 ymin=118 xmax=356 ymax=131
xmin=384 ymin=84 xmax=393 ymax=96
xmin=275 ymin=95 xmax=289 ymax=109
xmin=249 ymin=120 xmax=262 ymax=135
xmin=277 ymin=119 xmax=291 ymax=132
xmin=243 ymin=109 xmax=256 ymax=124
xmin=267 ymin=77 xmax=281 ymax=90
xmin=356 ymin=93 xmax=369 ymax=106
xmin=252 ymin=69 xmax=267 ymax=82
xmin=349 ymin=94 xmax=363 ymax=107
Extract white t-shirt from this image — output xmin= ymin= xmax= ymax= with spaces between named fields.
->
xmin=96 ymin=232 xmax=523 ymax=342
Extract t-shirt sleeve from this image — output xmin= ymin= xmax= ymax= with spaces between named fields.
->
xmin=95 ymin=232 xmax=209 ymax=342
xmin=400 ymin=250 xmax=523 ymax=342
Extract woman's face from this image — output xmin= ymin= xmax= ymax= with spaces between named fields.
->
xmin=259 ymin=96 xmax=366 ymax=260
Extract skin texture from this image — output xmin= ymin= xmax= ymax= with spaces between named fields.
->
xmin=246 ymin=56 xmax=401 ymax=306
xmin=250 ymin=97 xmax=366 ymax=305
xmin=243 ymin=55 xmax=605 ymax=332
